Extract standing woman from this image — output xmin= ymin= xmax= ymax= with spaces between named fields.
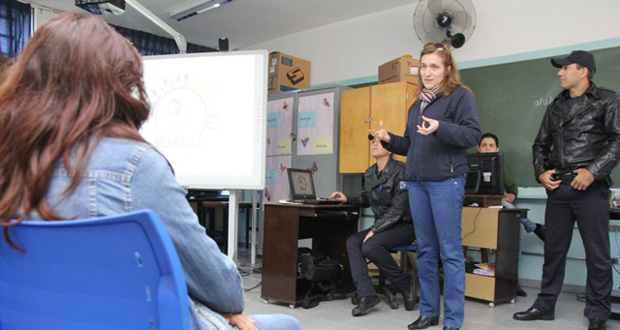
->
xmin=372 ymin=43 xmax=480 ymax=330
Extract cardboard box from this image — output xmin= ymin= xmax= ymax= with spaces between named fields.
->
xmin=378 ymin=56 xmax=420 ymax=84
xmin=268 ymin=52 xmax=311 ymax=93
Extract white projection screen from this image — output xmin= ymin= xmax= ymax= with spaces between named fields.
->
xmin=140 ymin=50 xmax=267 ymax=190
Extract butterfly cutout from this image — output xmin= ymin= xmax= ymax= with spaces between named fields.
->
xmin=279 ymin=163 xmax=287 ymax=175
xmin=301 ymin=137 xmax=310 ymax=147
xmin=282 ymin=101 xmax=288 ymax=111
xmin=322 ymin=98 xmax=330 ymax=107
xmin=264 ymin=188 xmax=271 ymax=202
xmin=307 ymin=161 xmax=318 ymax=174
xmin=266 ymin=138 xmax=271 ymax=145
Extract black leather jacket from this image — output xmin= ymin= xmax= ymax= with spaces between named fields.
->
xmin=533 ymin=83 xmax=620 ymax=184
xmin=348 ymin=158 xmax=412 ymax=233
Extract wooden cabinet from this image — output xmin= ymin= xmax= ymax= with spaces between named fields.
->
xmin=339 ymin=82 xmax=417 ymax=173
xmin=461 ymin=207 xmax=523 ymax=306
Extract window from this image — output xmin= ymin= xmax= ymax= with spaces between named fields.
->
xmin=0 ymin=0 xmax=31 ymax=58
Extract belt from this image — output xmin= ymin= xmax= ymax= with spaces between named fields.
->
xmin=552 ymin=172 xmax=577 ymax=185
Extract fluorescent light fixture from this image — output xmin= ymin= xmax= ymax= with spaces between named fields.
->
xmin=170 ymin=0 xmax=233 ymax=22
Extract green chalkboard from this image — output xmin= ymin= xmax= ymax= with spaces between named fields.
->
xmin=460 ymin=46 xmax=620 ymax=187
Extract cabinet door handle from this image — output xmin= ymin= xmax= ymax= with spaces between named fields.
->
xmin=364 ymin=117 xmax=374 ymax=123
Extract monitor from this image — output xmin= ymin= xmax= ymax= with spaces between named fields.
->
xmin=287 ymin=168 xmax=317 ymax=200
xmin=465 ymin=152 xmax=504 ymax=195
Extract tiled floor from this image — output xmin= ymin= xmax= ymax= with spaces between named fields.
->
xmin=236 ymin=251 xmax=618 ymax=330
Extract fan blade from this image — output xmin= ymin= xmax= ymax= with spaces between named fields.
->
xmin=427 ymin=0 xmax=444 ymax=17
xmin=451 ymin=10 xmax=470 ymax=32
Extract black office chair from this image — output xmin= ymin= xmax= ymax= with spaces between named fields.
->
xmin=376 ymin=244 xmax=419 ymax=309
xmin=352 ymin=244 xmax=419 ymax=310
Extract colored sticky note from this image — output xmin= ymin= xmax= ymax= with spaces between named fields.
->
xmin=277 ymin=139 xmax=291 ymax=155
xmin=267 ymin=112 xmax=280 ymax=129
xmin=298 ymin=111 xmax=316 ymax=127
xmin=314 ymin=137 xmax=333 ymax=154
xmin=266 ymin=170 xmax=277 ymax=185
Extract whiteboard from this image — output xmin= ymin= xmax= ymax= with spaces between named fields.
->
xmin=140 ymin=50 xmax=268 ymax=190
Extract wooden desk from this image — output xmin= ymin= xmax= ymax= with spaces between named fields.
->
xmin=462 ymin=207 xmax=523 ymax=306
xmin=464 ymin=194 xmax=503 ymax=207
xmin=261 ymin=203 xmax=360 ymax=307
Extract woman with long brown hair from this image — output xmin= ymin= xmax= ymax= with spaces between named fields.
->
xmin=372 ymin=43 xmax=480 ymax=330
xmin=0 ymin=12 xmax=301 ymax=330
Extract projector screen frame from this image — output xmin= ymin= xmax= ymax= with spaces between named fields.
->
xmin=140 ymin=50 xmax=268 ymax=190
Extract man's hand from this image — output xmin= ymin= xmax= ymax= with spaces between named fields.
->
xmin=222 ymin=313 xmax=257 ymax=330
xmin=538 ymin=170 xmax=561 ymax=191
xmin=329 ymin=191 xmax=348 ymax=202
xmin=571 ymin=168 xmax=595 ymax=191
xmin=363 ymin=230 xmax=374 ymax=244
xmin=369 ymin=120 xmax=391 ymax=143
xmin=502 ymin=193 xmax=516 ymax=203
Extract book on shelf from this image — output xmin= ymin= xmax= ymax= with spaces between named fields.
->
xmin=473 ymin=268 xmax=495 ymax=277
xmin=474 ymin=262 xmax=495 ymax=270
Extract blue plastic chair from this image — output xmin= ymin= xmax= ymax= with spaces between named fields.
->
xmin=0 ymin=210 xmax=189 ymax=330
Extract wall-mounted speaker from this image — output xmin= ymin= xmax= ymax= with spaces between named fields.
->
xmin=218 ymin=37 xmax=229 ymax=51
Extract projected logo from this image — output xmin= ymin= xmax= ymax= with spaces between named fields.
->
xmin=152 ymin=87 xmax=207 ymax=137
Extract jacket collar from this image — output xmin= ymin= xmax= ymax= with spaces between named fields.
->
xmin=366 ymin=158 xmax=395 ymax=188
xmin=559 ymin=81 xmax=600 ymax=101
xmin=555 ymin=82 xmax=600 ymax=126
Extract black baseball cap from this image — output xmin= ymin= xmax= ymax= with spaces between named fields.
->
xmin=551 ymin=50 xmax=596 ymax=74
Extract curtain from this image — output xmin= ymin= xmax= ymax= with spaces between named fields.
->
xmin=112 ymin=24 xmax=217 ymax=56
xmin=0 ymin=0 xmax=31 ymax=58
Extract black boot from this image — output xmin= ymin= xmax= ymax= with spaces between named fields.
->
xmin=516 ymin=284 xmax=527 ymax=297
xmin=352 ymin=295 xmax=380 ymax=316
xmin=401 ymin=288 xmax=418 ymax=311
xmin=534 ymin=224 xmax=545 ymax=241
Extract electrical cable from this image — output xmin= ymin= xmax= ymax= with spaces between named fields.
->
xmin=244 ymin=281 xmax=262 ymax=292
xmin=461 ymin=207 xmax=483 ymax=241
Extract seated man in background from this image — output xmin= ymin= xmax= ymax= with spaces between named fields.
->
xmin=477 ymin=132 xmax=545 ymax=296
xmin=330 ymin=135 xmax=416 ymax=316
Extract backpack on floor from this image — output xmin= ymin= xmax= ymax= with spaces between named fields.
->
xmin=297 ymin=248 xmax=343 ymax=308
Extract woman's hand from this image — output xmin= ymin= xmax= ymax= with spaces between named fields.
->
xmin=369 ymin=120 xmax=391 ymax=143
xmin=416 ymin=116 xmax=439 ymax=135
xmin=329 ymin=191 xmax=348 ymax=202
xmin=222 ymin=313 xmax=257 ymax=330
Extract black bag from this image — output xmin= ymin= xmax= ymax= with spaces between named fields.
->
xmin=297 ymin=248 xmax=343 ymax=308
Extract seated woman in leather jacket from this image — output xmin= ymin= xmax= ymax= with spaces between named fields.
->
xmin=330 ymin=135 xmax=416 ymax=317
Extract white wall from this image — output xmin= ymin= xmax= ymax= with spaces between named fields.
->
xmin=245 ymin=0 xmax=620 ymax=85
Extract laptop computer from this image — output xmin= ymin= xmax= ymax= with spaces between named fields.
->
xmin=286 ymin=168 xmax=341 ymax=205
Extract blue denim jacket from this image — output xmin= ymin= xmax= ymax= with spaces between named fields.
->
xmin=27 ymin=137 xmax=242 ymax=330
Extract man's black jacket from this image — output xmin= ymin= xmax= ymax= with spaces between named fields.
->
xmin=533 ymin=82 xmax=620 ymax=184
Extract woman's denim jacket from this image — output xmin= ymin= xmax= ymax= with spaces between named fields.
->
xmin=27 ymin=137 xmax=242 ymax=330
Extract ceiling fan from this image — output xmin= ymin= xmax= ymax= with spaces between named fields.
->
xmin=413 ymin=0 xmax=477 ymax=49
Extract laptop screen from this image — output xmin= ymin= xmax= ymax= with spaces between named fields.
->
xmin=287 ymin=168 xmax=317 ymax=200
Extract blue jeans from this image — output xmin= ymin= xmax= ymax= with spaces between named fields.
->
xmin=407 ymin=176 xmax=466 ymax=328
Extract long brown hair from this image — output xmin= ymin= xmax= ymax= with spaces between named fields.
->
xmin=415 ymin=42 xmax=471 ymax=96
xmin=0 ymin=13 xmax=150 ymax=245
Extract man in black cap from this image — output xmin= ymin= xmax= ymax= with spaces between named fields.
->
xmin=513 ymin=50 xmax=620 ymax=330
